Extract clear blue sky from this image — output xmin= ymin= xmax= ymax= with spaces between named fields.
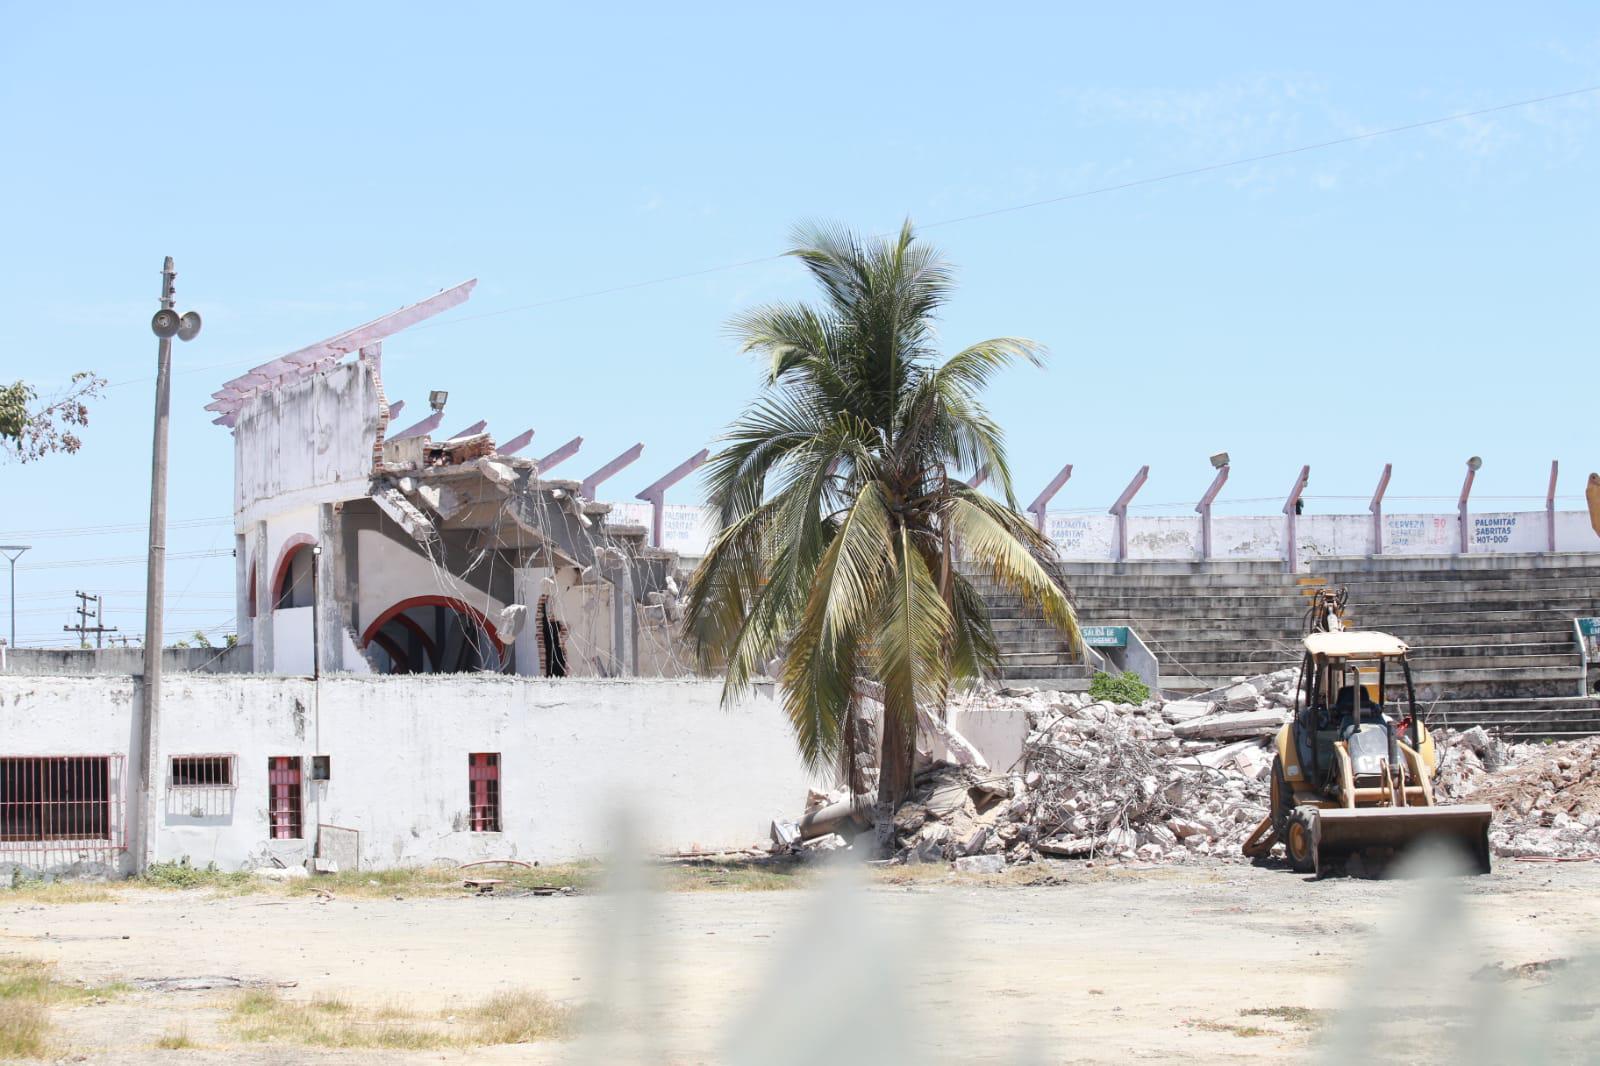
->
xmin=1 ymin=4 xmax=1596 ymax=646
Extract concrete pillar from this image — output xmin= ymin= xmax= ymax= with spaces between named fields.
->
xmin=233 ymin=532 xmax=251 ymax=645
xmin=252 ymin=521 xmax=273 ymax=671
xmin=316 ymin=504 xmax=344 ymax=672
xmin=601 ymin=550 xmax=635 ymax=677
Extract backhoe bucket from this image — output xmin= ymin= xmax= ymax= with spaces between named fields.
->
xmin=1311 ymin=805 xmax=1494 ymax=877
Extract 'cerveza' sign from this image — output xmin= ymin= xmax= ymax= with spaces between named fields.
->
xmin=1082 ymin=625 xmax=1129 ymax=648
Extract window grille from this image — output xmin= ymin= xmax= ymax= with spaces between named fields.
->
xmin=268 ymin=756 xmax=303 ymax=839
xmin=468 ymin=753 xmax=500 ymax=832
xmin=0 ymin=755 xmax=125 ymax=866
xmin=170 ymin=754 xmax=235 ymax=789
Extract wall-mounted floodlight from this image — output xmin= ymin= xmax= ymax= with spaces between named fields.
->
xmin=1209 ymin=452 xmax=1230 ymax=470
xmin=428 ymin=390 xmax=449 ymax=412
xmin=1467 ymin=456 xmax=1483 ymax=471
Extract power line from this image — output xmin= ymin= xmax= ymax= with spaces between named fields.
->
xmin=95 ymin=83 xmax=1600 ymax=391
xmin=17 ymin=548 xmax=232 ymax=572
xmin=0 ymin=516 xmax=229 ymax=540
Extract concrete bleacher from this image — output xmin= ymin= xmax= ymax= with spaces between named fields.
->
xmin=982 ymin=553 xmax=1600 ymax=739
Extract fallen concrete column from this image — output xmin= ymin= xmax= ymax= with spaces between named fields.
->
xmin=798 ymin=793 xmax=874 ymax=840
xmin=1172 ymin=709 xmax=1285 ymax=741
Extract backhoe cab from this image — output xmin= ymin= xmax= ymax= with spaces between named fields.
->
xmin=1243 ymin=592 xmax=1493 ymax=876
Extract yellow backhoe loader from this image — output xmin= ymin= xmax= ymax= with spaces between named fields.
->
xmin=1242 ymin=588 xmax=1494 ymax=876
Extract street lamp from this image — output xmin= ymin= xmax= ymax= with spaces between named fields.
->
xmin=0 ymin=545 xmax=29 ymax=649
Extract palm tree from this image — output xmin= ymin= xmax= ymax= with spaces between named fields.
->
xmin=684 ymin=221 xmax=1079 ymax=821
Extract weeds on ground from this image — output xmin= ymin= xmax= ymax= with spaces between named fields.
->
xmin=1241 ymin=1005 xmax=1333 ymax=1030
xmin=143 ymin=857 xmax=255 ymax=892
xmin=0 ymin=956 xmax=124 ymax=1059
xmin=154 ymin=1028 xmax=199 ymax=1050
xmin=228 ymin=987 xmax=578 ymax=1049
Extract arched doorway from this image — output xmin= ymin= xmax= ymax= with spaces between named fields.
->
xmin=361 ymin=596 xmax=505 ymax=674
xmin=271 ymin=535 xmax=316 ymax=610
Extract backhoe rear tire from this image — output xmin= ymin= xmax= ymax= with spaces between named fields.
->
xmin=1285 ymin=807 xmax=1317 ymax=874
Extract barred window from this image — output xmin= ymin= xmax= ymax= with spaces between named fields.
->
xmin=468 ymin=753 xmax=500 ymax=832
xmin=268 ymin=756 xmax=303 ymax=839
xmin=0 ymin=756 xmax=113 ymax=843
xmin=170 ymin=755 xmax=235 ymax=789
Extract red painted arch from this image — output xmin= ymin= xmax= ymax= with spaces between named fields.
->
xmin=270 ymin=533 xmax=317 ymax=610
xmin=369 ymin=631 xmax=412 ymax=673
xmin=360 ymin=595 xmax=505 ymax=657
xmin=389 ymin=611 xmax=440 ymax=669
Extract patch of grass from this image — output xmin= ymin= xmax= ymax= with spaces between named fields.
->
xmin=0 ymin=956 xmax=124 ymax=1059
xmin=1241 ymin=1005 xmax=1332 ymax=1030
xmin=1191 ymin=1019 xmax=1272 ymax=1038
xmin=657 ymin=860 xmax=816 ymax=892
xmin=154 ymin=1028 xmax=199 ymax=1050
xmin=0 ymin=1000 xmax=47 ymax=1059
xmin=4 ymin=879 xmax=119 ymax=904
xmin=464 ymin=990 xmax=578 ymax=1044
xmin=228 ymin=987 xmax=577 ymax=1049
xmin=143 ymin=857 xmax=255 ymax=892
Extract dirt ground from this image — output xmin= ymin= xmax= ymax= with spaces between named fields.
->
xmin=4 ymin=858 xmax=1600 ymax=1064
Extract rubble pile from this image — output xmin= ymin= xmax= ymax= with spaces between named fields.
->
xmin=772 ymin=669 xmax=1600 ymax=867
xmin=1436 ymin=728 xmax=1600 ymax=859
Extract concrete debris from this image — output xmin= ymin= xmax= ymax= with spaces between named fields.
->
xmin=767 ymin=664 xmax=1600 ymax=869
xmin=1436 ymin=732 xmax=1600 ymax=859
xmin=1171 ymin=708 xmax=1287 ymax=741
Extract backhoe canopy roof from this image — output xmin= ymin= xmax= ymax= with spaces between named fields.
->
xmin=1303 ymin=630 xmax=1409 ymax=660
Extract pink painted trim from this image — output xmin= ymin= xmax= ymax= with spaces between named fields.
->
xmin=580 ymin=442 xmax=644 ymax=499
xmin=1282 ymin=465 xmax=1310 ymax=573
xmin=1108 ymin=466 xmax=1150 ymax=562
xmin=389 ymin=411 xmax=443 ymax=442
xmin=537 ymin=436 xmax=583 ymax=474
xmin=1196 ymin=465 xmax=1229 ymax=560
xmin=637 ymin=449 xmax=710 ymax=547
xmin=1458 ymin=465 xmax=1477 ymax=553
xmin=499 ymin=429 xmax=535 ymax=456
xmin=1027 ymin=463 xmax=1073 ymax=533
xmin=1369 ymin=463 xmax=1392 ymax=556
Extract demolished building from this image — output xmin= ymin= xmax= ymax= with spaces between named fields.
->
xmin=208 ymin=280 xmax=691 ymax=679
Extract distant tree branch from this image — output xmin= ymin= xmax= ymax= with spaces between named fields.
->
xmin=0 ymin=372 xmax=107 ymax=462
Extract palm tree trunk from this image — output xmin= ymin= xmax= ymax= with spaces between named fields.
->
xmin=873 ymin=710 xmax=916 ymax=855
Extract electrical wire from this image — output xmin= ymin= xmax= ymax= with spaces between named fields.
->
xmin=90 ymin=83 xmax=1600 ymax=392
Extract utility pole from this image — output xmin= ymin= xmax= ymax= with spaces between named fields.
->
xmin=0 ymin=545 xmax=29 ymax=649
xmin=138 ymin=258 xmax=201 ymax=872
xmin=64 ymin=591 xmax=118 ymax=648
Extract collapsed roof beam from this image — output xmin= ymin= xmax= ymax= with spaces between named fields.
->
xmin=446 ymin=420 xmax=487 ymax=440
xmin=580 ymin=443 xmax=644 ymax=500
xmin=386 ymin=400 xmax=405 ymax=420
xmin=637 ymin=448 xmax=709 ymax=548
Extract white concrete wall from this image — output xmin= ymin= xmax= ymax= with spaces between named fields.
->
xmin=0 ymin=676 xmax=812 ymax=875
xmin=271 ymin=608 xmax=314 ymax=676
xmin=590 ymin=503 xmax=1600 ymax=562
xmin=233 ymin=361 xmax=381 ymax=527
xmin=353 ymin=529 xmax=512 ymax=665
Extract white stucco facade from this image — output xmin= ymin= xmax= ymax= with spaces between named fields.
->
xmin=1 ymin=676 xmax=811 ymax=878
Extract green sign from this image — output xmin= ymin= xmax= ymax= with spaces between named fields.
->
xmin=1082 ymin=625 xmax=1129 ymax=648
xmin=1580 ymin=618 xmax=1600 ymax=637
